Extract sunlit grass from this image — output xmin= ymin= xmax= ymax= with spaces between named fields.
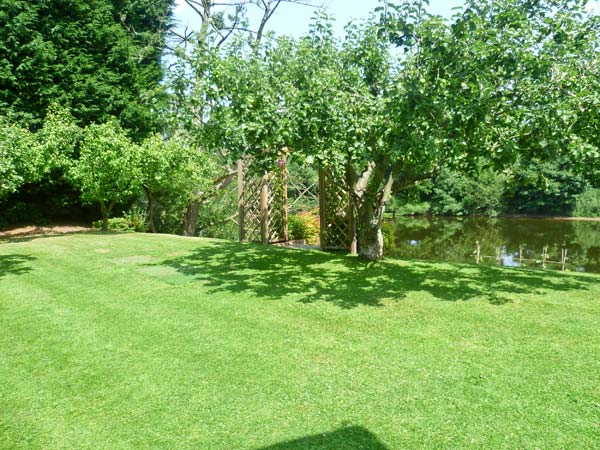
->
xmin=1 ymin=233 xmax=599 ymax=449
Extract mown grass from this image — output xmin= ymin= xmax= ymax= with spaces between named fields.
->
xmin=1 ymin=232 xmax=599 ymax=449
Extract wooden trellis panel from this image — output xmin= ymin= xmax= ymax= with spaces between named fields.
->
xmin=287 ymin=169 xmax=319 ymax=213
xmin=319 ymin=168 xmax=356 ymax=252
xmin=239 ymin=159 xmax=356 ymax=254
xmin=238 ymin=159 xmax=288 ymax=244
xmin=267 ymin=166 xmax=287 ymax=243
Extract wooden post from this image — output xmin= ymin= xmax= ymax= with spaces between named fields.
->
xmin=519 ymin=245 xmax=523 ymax=267
xmin=260 ymin=172 xmax=269 ymax=245
xmin=237 ymin=160 xmax=245 ymax=242
xmin=496 ymin=247 xmax=501 ymax=264
xmin=281 ymin=158 xmax=289 ymax=242
xmin=542 ymin=246 xmax=548 ymax=270
xmin=475 ymin=241 xmax=481 ymax=264
xmin=318 ymin=168 xmax=326 ymax=250
xmin=349 ymin=198 xmax=357 ymax=255
xmin=562 ymin=248 xmax=568 ymax=271
xmin=346 ymin=166 xmax=357 ymax=255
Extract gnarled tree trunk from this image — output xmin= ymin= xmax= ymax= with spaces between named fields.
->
xmin=356 ymin=201 xmax=386 ymax=260
xmin=348 ymin=159 xmax=394 ymax=261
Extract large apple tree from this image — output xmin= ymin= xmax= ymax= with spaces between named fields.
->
xmin=205 ymin=0 xmax=600 ymax=259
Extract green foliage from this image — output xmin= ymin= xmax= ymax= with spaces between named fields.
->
xmin=138 ymin=134 xmax=178 ymax=196
xmin=70 ymin=121 xmax=141 ymax=227
xmin=503 ymin=158 xmax=588 ymax=215
xmin=201 ymin=1 xmax=600 ymax=258
xmin=92 ymin=207 xmax=148 ymax=232
xmin=195 ymin=185 xmax=239 ymax=240
xmin=136 ymin=132 xmax=219 ymax=234
xmin=381 ymin=221 xmax=395 ymax=250
xmin=288 ymin=211 xmax=320 ymax=244
xmin=0 ymin=106 xmax=82 ymax=203
xmin=573 ymin=188 xmax=600 ymax=218
xmin=36 ymin=106 xmax=82 ymax=170
xmin=0 ymin=119 xmax=38 ymax=201
xmin=395 ymin=201 xmax=431 ymax=217
xmin=429 ymin=167 xmax=506 ymax=217
xmin=0 ymin=0 xmax=173 ymax=136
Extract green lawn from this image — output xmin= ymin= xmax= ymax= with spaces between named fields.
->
xmin=1 ymin=233 xmax=599 ymax=449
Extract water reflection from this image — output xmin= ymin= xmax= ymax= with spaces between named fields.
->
xmin=387 ymin=216 xmax=600 ymax=274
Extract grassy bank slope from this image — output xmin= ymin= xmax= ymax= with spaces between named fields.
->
xmin=1 ymin=233 xmax=599 ymax=449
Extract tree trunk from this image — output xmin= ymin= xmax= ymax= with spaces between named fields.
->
xmin=182 ymin=200 xmax=200 ymax=236
xmin=144 ymin=187 xmax=156 ymax=233
xmin=356 ymin=200 xmax=386 ymax=261
xmin=99 ymin=200 xmax=114 ymax=232
xmin=100 ymin=200 xmax=109 ymax=231
xmin=348 ymin=159 xmax=394 ymax=261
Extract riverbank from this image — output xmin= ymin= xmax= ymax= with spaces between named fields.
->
xmin=389 ymin=213 xmax=600 ymax=221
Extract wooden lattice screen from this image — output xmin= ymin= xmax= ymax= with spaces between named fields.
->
xmin=318 ymin=168 xmax=357 ymax=253
xmin=287 ymin=169 xmax=319 ymax=213
xmin=238 ymin=159 xmax=288 ymax=244
xmin=237 ymin=159 xmax=356 ymax=253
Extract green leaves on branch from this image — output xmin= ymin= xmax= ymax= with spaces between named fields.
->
xmin=0 ymin=107 xmax=78 ymax=201
xmin=0 ymin=120 xmax=38 ymax=201
xmin=139 ymin=133 xmax=217 ymax=204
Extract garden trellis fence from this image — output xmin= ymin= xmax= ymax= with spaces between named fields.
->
xmin=236 ymin=159 xmax=357 ymax=253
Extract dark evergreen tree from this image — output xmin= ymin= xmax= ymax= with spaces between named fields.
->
xmin=0 ymin=0 xmax=174 ymax=139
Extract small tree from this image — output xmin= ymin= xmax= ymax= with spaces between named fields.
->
xmin=71 ymin=121 xmax=141 ymax=230
xmin=138 ymin=134 xmax=176 ymax=232
xmin=138 ymin=133 xmax=217 ymax=233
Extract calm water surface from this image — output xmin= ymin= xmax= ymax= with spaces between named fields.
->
xmin=387 ymin=216 xmax=600 ymax=274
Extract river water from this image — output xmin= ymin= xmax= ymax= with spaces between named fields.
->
xmin=387 ymin=216 xmax=600 ymax=274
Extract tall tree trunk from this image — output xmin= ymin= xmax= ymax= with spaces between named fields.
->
xmin=182 ymin=200 xmax=201 ymax=236
xmin=144 ymin=187 xmax=156 ymax=233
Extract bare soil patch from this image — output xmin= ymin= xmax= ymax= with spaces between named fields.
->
xmin=0 ymin=224 xmax=92 ymax=239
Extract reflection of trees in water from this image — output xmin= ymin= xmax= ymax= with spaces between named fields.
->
xmin=388 ymin=217 xmax=600 ymax=273
xmin=390 ymin=217 xmax=502 ymax=262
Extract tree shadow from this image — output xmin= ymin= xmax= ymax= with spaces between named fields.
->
xmin=156 ymin=241 xmax=598 ymax=309
xmin=256 ymin=426 xmax=388 ymax=450
xmin=0 ymin=254 xmax=36 ymax=279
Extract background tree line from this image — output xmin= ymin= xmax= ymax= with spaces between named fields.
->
xmin=391 ymin=156 xmax=600 ymax=218
xmin=1 ymin=0 xmax=599 ymax=260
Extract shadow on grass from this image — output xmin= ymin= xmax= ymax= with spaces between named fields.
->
xmin=157 ymin=241 xmax=598 ymax=308
xmin=0 ymin=254 xmax=35 ymax=279
xmin=257 ymin=426 xmax=388 ymax=449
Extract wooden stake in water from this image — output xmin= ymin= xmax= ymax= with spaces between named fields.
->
xmin=475 ymin=241 xmax=481 ymax=264
xmin=561 ymin=248 xmax=568 ymax=271
xmin=519 ymin=245 xmax=523 ymax=267
xmin=542 ymin=246 xmax=548 ymax=270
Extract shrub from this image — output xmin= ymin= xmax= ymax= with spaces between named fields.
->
xmin=93 ymin=207 xmax=147 ymax=232
xmin=288 ymin=211 xmax=319 ymax=244
xmin=396 ymin=201 xmax=431 ymax=216
xmin=381 ymin=221 xmax=396 ymax=251
xmin=572 ymin=188 xmax=600 ymax=217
